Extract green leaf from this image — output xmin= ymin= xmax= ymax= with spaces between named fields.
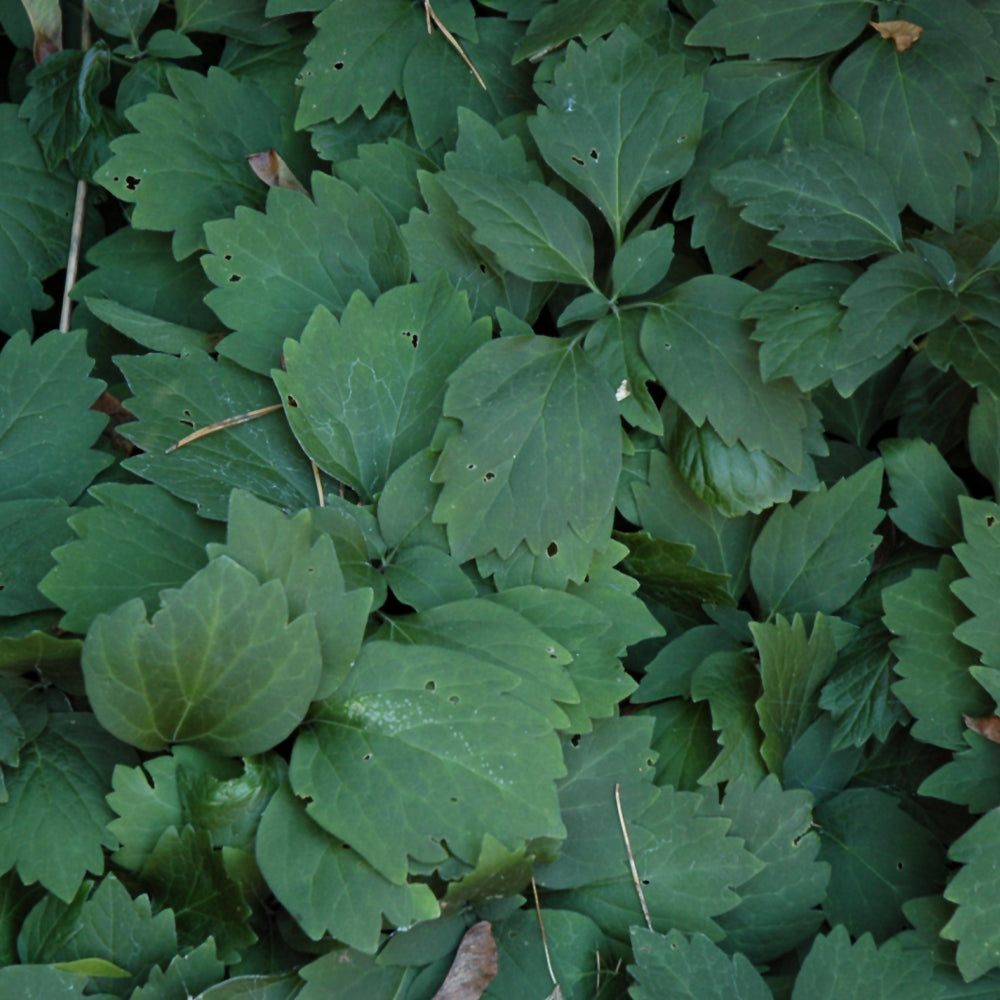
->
xmin=336 ymin=138 xmax=435 ymax=225
xmin=174 ymin=0 xmax=289 ymax=44
xmin=749 ymin=460 xmax=884 ymax=617
xmin=486 ymin=908 xmax=611 ymax=1000
xmin=641 ymin=276 xmax=810 ymax=470
xmin=942 ymin=808 xmax=1000 ymax=980
xmin=819 ymin=623 xmax=907 ymax=750
xmin=0 ymin=106 xmax=78 ymax=333
xmin=289 ymin=640 xmax=566 ymax=883
xmin=635 ymin=624 xmax=744 ymax=703
xmin=82 ymin=557 xmax=322 ymax=754
xmin=295 ymin=0 xmax=425 ymax=128
xmin=118 ymin=351 xmax=317 ymax=520
xmin=0 ymin=499 xmax=73 ymax=617
xmin=437 ymin=172 xmax=595 ymax=286
xmin=20 ymin=875 xmax=177 ymax=995
xmin=0 ymin=966 xmax=91 ymax=998
xmin=952 ymin=498 xmax=1000 ymax=673
xmin=513 ymin=0 xmax=660 ymax=62
xmin=791 ymin=925 xmax=942 ymax=1000
xmin=90 ymin=0 xmax=155 ymax=41
xmin=919 ymin=732 xmax=1000 ymax=813
xmin=274 ymin=275 xmax=490 ymax=499
xmin=629 ymin=927 xmax=772 ymax=1000
xmin=19 ymin=43 xmax=111 ymax=171
xmin=432 ymin=336 xmax=620 ymax=563
xmin=712 ymin=141 xmax=903 ymax=259
xmin=71 ymin=228 xmax=217 ymax=346
xmin=644 ymin=700 xmax=718 ymax=790
xmin=528 ymin=27 xmax=705 ymax=242
xmin=382 ymin=596 xmax=579 ymax=729
xmin=815 ymin=789 xmax=947 ymax=940
xmin=0 ymin=713 xmax=136 ymax=901
xmin=611 ymin=225 xmax=675 ymax=299
xmin=440 ymin=834 xmax=534 ymax=915
xmin=831 ymin=2 xmax=995 ymax=229
xmin=40 ymin=484 xmax=221 ymax=634
xmin=970 ymin=388 xmax=1000 ymax=495
xmin=256 ymin=782 xmax=438 ymax=953
xmin=297 ymin=949 xmax=409 ymax=1000
xmin=752 ymin=614 xmax=837 ymax=778
xmin=676 ymin=58 xmax=863 ymax=273
xmin=131 ymin=940 xmax=224 ymax=1000
xmin=834 ymin=252 xmax=958 ymax=395
xmin=685 ymin=0 xmax=869 ymax=59
xmin=632 ymin=450 xmax=756 ymax=599
xmin=384 ymin=546 xmax=476 ymax=612
xmin=925 ymin=318 xmax=1000 ymax=397
xmin=880 ymin=438 xmax=965 ymax=548
xmin=691 ymin=650 xmax=767 ymax=786
xmin=744 ymin=263 xmax=857 ymax=392
xmin=883 ymin=557 xmax=991 ymax=750
xmin=0 ymin=330 xmax=111 ymax=503
xmin=702 ymin=775 xmax=828 ymax=963
xmin=203 ymin=174 xmax=410 ymax=375
xmin=96 ymin=67 xmax=292 ymax=259
xmin=139 ymin=825 xmax=254 ymax=962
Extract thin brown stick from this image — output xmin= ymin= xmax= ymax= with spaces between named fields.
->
xmin=311 ymin=460 xmax=325 ymax=506
xmin=615 ymin=782 xmax=652 ymax=930
xmin=59 ymin=5 xmax=91 ymax=333
xmin=424 ymin=0 xmax=487 ymax=90
xmin=165 ymin=403 xmax=283 ymax=454
xmin=530 ymin=877 xmax=559 ymax=988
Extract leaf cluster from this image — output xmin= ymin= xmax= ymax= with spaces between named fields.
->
xmin=6 ymin=0 xmax=1000 ymax=996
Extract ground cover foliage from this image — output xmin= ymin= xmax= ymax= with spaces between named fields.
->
xmin=6 ymin=0 xmax=1000 ymax=995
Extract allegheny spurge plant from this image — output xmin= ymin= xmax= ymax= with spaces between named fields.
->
xmin=3 ymin=0 xmax=1000 ymax=997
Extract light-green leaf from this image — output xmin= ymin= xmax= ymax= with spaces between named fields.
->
xmin=82 ymin=557 xmax=322 ymax=754
xmin=529 ymin=27 xmax=705 ymax=242
xmin=274 ymin=275 xmax=490 ymax=500
xmin=712 ymin=141 xmax=903 ymax=259
xmin=750 ymin=460 xmax=883 ymax=617
xmin=432 ymin=336 xmax=620 ymax=563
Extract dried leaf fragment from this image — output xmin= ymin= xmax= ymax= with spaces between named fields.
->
xmin=870 ymin=20 xmax=923 ymax=52
xmin=431 ymin=921 xmax=498 ymax=1000
xmin=246 ymin=150 xmax=308 ymax=194
xmin=964 ymin=714 xmax=1000 ymax=743
xmin=19 ymin=0 xmax=62 ymax=61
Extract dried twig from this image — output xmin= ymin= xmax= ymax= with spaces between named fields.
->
xmin=165 ymin=403 xmax=283 ymax=454
xmin=424 ymin=0 xmax=487 ymax=90
xmin=615 ymin=782 xmax=652 ymax=930
xmin=59 ymin=5 xmax=91 ymax=333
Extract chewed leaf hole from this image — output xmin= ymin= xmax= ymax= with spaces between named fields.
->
xmin=401 ymin=330 xmax=418 ymax=348
xmin=546 ymin=541 xmax=558 ymax=557
xmin=334 ymin=60 xmax=344 ymax=69
xmin=478 ymin=262 xmax=488 ymax=273
xmin=224 ymin=253 xmax=232 ymax=261
xmin=589 ymin=148 xmax=598 ymax=161
xmin=448 ymin=695 xmax=460 ymax=705
xmin=466 ymin=463 xmax=476 ymax=470
xmin=571 ymin=155 xmax=584 ymax=166
xmin=546 ymin=645 xmax=558 ymax=658
xmin=362 ymin=752 xmax=372 ymax=761
xmin=424 ymin=680 xmax=436 ymax=692
xmin=483 ymin=471 xmax=495 ymax=482
xmin=285 ymin=394 xmax=299 ymax=408
xmin=229 ymin=274 xmax=241 ymax=283
xmin=125 ymin=175 xmax=141 ymax=190
xmin=987 ymin=514 xmax=996 ymax=527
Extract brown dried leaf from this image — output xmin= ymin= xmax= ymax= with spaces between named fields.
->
xmin=246 ymin=150 xmax=308 ymax=194
xmin=431 ymin=921 xmax=498 ymax=1000
xmin=19 ymin=0 xmax=62 ymax=61
xmin=869 ymin=19 xmax=923 ymax=52
xmin=964 ymin=714 xmax=1000 ymax=743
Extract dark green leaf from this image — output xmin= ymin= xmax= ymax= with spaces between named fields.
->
xmin=686 ymin=0 xmax=869 ymax=60
xmin=0 ymin=966 xmax=91 ymax=998
xmin=611 ymin=225 xmax=675 ymax=299
xmin=40 ymin=484 xmax=221 ymax=633
xmin=513 ymin=0 xmax=660 ymax=62
xmin=203 ymin=174 xmax=410 ymax=375
xmin=82 ymin=557 xmax=322 ymax=754
xmin=713 ymin=141 xmax=903 ymax=260
xmin=432 ymin=336 xmax=620 ymax=562
xmin=174 ymin=0 xmax=289 ymax=44
xmin=529 ymin=27 xmax=705 ymax=242
xmin=0 ymin=713 xmax=136 ymax=901
xmin=925 ymin=319 xmax=1000 ymax=397
xmin=919 ymin=732 xmax=1000 ymax=813
xmin=118 ymin=351 xmax=317 ymax=520
xmin=131 ymin=940 xmax=225 ymax=1000
xmin=0 ymin=330 xmax=110 ymax=503
xmin=816 ymin=788 xmax=947 ymax=940
xmin=749 ymin=459 xmax=883 ymax=617
xmin=0 ymin=499 xmax=73 ymax=617
xmin=274 ymin=275 xmax=490 ymax=499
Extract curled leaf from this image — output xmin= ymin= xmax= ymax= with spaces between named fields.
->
xmin=963 ymin=714 xmax=1000 ymax=743
xmin=431 ymin=921 xmax=498 ymax=1000
xmin=19 ymin=0 xmax=62 ymax=61
xmin=246 ymin=150 xmax=308 ymax=194
xmin=869 ymin=20 xmax=922 ymax=52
